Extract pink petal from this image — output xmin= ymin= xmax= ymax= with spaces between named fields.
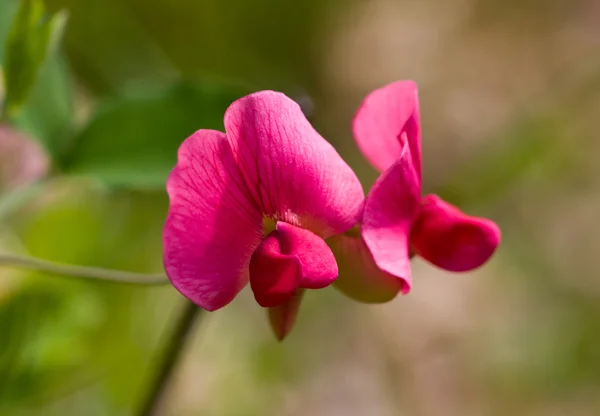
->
xmin=361 ymin=144 xmax=422 ymax=291
xmin=250 ymin=222 xmax=338 ymax=306
xmin=329 ymin=233 xmax=404 ymax=303
xmin=276 ymin=221 xmax=338 ymax=289
xmin=163 ymin=130 xmax=263 ymax=311
xmin=224 ymin=91 xmax=364 ymax=238
xmin=268 ymin=289 xmax=305 ymax=341
xmin=353 ymin=80 xmax=421 ymax=176
xmin=249 ymin=232 xmax=301 ymax=307
xmin=411 ymin=195 xmax=501 ymax=272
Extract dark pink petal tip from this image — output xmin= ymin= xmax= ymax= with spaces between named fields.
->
xmin=268 ymin=289 xmax=305 ymax=341
xmin=411 ymin=195 xmax=501 ymax=272
xmin=353 ymin=80 xmax=421 ymax=176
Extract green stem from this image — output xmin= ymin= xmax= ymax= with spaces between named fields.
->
xmin=0 ymin=252 xmax=168 ymax=284
xmin=138 ymin=300 xmax=203 ymax=416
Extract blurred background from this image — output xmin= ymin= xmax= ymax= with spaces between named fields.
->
xmin=0 ymin=0 xmax=599 ymax=414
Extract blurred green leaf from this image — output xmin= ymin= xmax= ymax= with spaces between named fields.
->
xmin=1 ymin=182 xmax=173 ymax=413
xmin=0 ymin=280 xmax=100 ymax=411
xmin=61 ymin=82 xmax=248 ymax=189
xmin=11 ymin=53 xmax=73 ymax=156
xmin=0 ymin=1 xmax=19 ymax=58
xmin=45 ymin=0 xmax=333 ymax=94
xmin=2 ymin=0 xmax=68 ymax=118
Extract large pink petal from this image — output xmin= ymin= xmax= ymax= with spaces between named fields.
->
xmin=361 ymin=144 xmax=422 ymax=291
xmin=330 ymin=233 xmax=404 ymax=303
xmin=411 ymin=195 xmax=501 ymax=272
xmin=276 ymin=221 xmax=338 ymax=289
xmin=353 ymin=80 xmax=421 ymax=176
xmin=224 ymin=91 xmax=364 ymax=238
xmin=163 ymin=130 xmax=263 ymax=311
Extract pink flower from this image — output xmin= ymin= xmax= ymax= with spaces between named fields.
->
xmin=0 ymin=125 xmax=49 ymax=191
xmin=333 ymin=81 xmax=500 ymax=302
xmin=163 ymin=91 xmax=364 ymax=338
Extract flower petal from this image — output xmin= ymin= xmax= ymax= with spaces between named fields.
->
xmin=250 ymin=222 xmax=338 ymax=306
xmin=224 ymin=91 xmax=364 ymax=237
xmin=276 ymin=221 xmax=338 ymax=289
xmin=268 ymin=289 xmax=305 ymax=341
xmin=353 ymin=80 xmax=421 ymax=176
xmin=361 ymin=144 xmax=421 ymax=291
xmin=163 ymin=130 xmax=263 ymax=311
xmin=411 ymin=195 xmax=501 ymax=272
xmin=249 ymin=232 xmax=301 ymax=307
xmin=330 ymin=234 xmax=403 ymax=303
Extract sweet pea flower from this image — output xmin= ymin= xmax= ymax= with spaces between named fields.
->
xmin=333 ymin=81 xmax=500 ymax=302
xmin=163 ymin=91 xmax=364 ymax=339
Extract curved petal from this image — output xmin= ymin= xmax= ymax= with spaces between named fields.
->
xmin=249 ymin=233 xmax=301 ymax=307
xmin=163 ymin=130 xmax=263 ymax=311
xmin=277 ymin=221 xmax=338 ymax=289
xmin=224 ymin=91 xmax=364 ymax=238
xmin=250 ymin=222 xmax=337 ymax=306
xmin=361 ymin=144 xmax=421 ymax=291
xmin=330 ymin=233 xmax=404 ymax=303
xmin=353 ymin=80 xmax=421 ymax=176
xmin=411 ymin=195 xmax=501 ymax=272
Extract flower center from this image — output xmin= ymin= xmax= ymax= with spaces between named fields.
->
xmin=262 ymin=216 xmax=277 ymax=235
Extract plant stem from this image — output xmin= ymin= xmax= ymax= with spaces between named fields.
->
xmin=138 ymin=300 xmax=203 ymax=416
xmin=0 ymin=253 xmax=168 ymax=284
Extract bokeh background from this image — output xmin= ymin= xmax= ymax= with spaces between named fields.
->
xmin=1 ymin=0 xmax=599 ymax=415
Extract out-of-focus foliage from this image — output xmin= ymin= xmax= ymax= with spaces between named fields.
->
xmin=61 ymin=82 xmax=248 ymax=189
xmin=13 ymin=56 xmax=73 ymax=157
xmin=44 ymin=0 xmax=335 ymax=94
xmin=1 ymin=182 xmax=174 ymax=415
xmin=2 ymin=0 xmax=67 ymax=117
xmin=0 ymin=0 xmax=72 ymax=158
xmin=0 ymin=0 xmax=599 ymax=414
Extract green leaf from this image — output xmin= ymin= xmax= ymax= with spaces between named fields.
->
xmin=0 ymin=1 xmax=19 ymax=58
xmin=41 ymin=0 xmax=329 ymax=94
xmin=2 ymin=0 xmax=67 ymax=118
xmin=12 ymin=54 xmax=73 ymax=156
xmin=61 ymin=82 xmax=248 ymax=189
